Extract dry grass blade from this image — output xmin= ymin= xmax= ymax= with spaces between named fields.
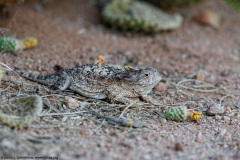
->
xmin=219 ymin=93 xmax=240 ymax=106
xmin=176 ymin=79 xmax=217 ymax=93
xmin=0 ymin=61 xmax=23 ymax=82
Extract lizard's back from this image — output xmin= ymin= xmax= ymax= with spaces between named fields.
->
xmin=19 ymin=64 xmax=127 ymax=99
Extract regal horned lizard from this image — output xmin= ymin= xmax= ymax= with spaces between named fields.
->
xmin=19 ymin=64 xmax=161 ymax=105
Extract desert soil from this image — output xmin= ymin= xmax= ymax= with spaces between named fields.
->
xmin=0 ymin=0 xmax=240 ymax=160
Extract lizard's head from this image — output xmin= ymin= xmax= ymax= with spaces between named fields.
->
xmin=121 ymin=67 xmax=161 ymax=93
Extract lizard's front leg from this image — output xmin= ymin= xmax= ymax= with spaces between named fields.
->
xmin=51 ymin=72 xmax=71 ymax=90
xmin=140 ymin=94 xmax=161 ymax=105
xmin=106 ymin=85 xmax=138 ymax=105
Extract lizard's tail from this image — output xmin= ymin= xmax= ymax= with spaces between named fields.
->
xmin=16 ymin=70 xmax=71 ymax=90
xmin=16 ymin=70 xmax=55 ymax=86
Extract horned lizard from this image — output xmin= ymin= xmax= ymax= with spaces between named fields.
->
xmin=19 ymin=64 xmax=161 ymax=105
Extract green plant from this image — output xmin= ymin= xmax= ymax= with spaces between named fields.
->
xmin=222 ymin=0 xmax=240 ymax=11
xmin=144 ymin=0 xmax=240 ymax=11
xmin=0 ymin=36 xmax=38 ymax=53
xmin=0 ymin=37 xmax=21 ymax=52
xmin=164 ymin=106 xmax=202 ymax=122
xmin=0 ymin=95 xmax=43 ymax=128
xmin=164 ymin=106 xmax=189 ymax=121
xmin=102 ymin=0 xmax=182 ymax=33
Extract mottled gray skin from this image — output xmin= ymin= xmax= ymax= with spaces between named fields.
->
xmin=19 ymin=64 xmax=161 ymax=105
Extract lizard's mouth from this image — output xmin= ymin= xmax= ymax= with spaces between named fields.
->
xmin=148 ymin=76 xmax=162 ymax=86
xmin=142 ymin=81 xmax=160 ymax=90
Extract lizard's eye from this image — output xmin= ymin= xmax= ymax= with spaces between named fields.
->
xmin=145 ymin=73 xmax=149 ymax=77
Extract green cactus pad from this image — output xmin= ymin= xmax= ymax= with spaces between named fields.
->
xmin=102 ymin=0 xmax=183 ymax=33
xmin=0 ymin=37 xmax=21 ymax=52
xmin=164 ymin=106 xmax=188 ymax=122
xmin=146 ymin=0 xmax=204 ymax=8
xmin=0 ymin=95 xmax=43 ymax=127
xmin=222 ymin=0 xmax=240 ymax=11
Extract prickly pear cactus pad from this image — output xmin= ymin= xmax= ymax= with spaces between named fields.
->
xmin=164 ymin=106 xmax=188 ymax=121
xmin=102 ymin=0 xmax=183 ymax=33
xmin=146 ymin=0 xmax=204 ymax=8
xmin=0 ymin=95 xmax=43 ymax=128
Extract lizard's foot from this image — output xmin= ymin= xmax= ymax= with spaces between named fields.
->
xmin=106 ymin=85 xmax=139 ymax=105
xmin=109 ymin=94 xmax=138 ymax=105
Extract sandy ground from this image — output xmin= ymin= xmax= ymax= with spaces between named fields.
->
xmin=0 ymin=0 xmax=240 ymax=159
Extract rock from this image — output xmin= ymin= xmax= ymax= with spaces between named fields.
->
xmin=155 ymin=82 xmax=167 ymax=92
xmin=206 ymin=103 xmax=225 ymax=116
xmin=160 ymin=118 xmax=167 ymax=123
xmin=196 ymin=70 xmax=207 ymax=81
xmin=223 ymin=132 xmax=232 ymax=142
xmin=217 ymin=128 xmax=227 ymax=139
xmin=195 ymin=132 xmax=203 ymax=143
xmin=206 ymin=117 xmax=215 ymax=123
xmin=194 ymin=9 xmax=222 ymax=29
xmin=173 ymin=142 xmax=183 ymax=151
xmin=197 ymin=103 xmax=204 ymax=108
xmin=236 ymin=140 xmax=240 ymax=148
xmin=65 ymin=96 xmax=79 ymax=109
xmin=223 ymin=116 xmax=230 ymax=124
xmin=225 ymin=106 xmax=232 ymax=114
xmin=215 ymin=115 xmax=222 ymax=120
xmin=132 ymin=118 xmax=146 ymax=128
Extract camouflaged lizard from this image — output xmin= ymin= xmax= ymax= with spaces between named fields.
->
xmin=19 ymin=64 xmax=161 ymax=105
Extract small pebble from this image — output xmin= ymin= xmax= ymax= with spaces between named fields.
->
xmin=65 ymin=96 xmax=79 ymax=109
xmin=160 ymin=118 xmax=167 ymax=123
xmin=223 ymin=132 xmax=232 ymax=142
xmin=173 ymin=142 xmax=183 ymax=151
xmin=132 ymin=119 xmax=146 ymax=128
xmin=236 ymin=140 xmax=240 ymax=148
xmin=223 ymin=116 xmax=230 ymax=124
xmin=215 ymin=115 xmax=222 ymax=120
xmin=206 ymin=103 xmax=225 ymax=116
xmin=195 ymin=132 xmax=203 ymax=143
xmin=197 ymin=103 xmax=204 ymax=108
xmin=194 ymin=9 xmax=222 ymax=29
xmin=225 ymin=106 xmax=232 ymax=114
xmin=196 ymin=70 xmax=206 ymax=81
xmin=82 ymin=121 xmax=88 ymax=128
xmin=155 ymin=82 xmax=167 ymax=92
xmin=218 ymin=128 xmax=227 ymax=139
xmin=206 ymin=117 xmax=215 ymax=123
